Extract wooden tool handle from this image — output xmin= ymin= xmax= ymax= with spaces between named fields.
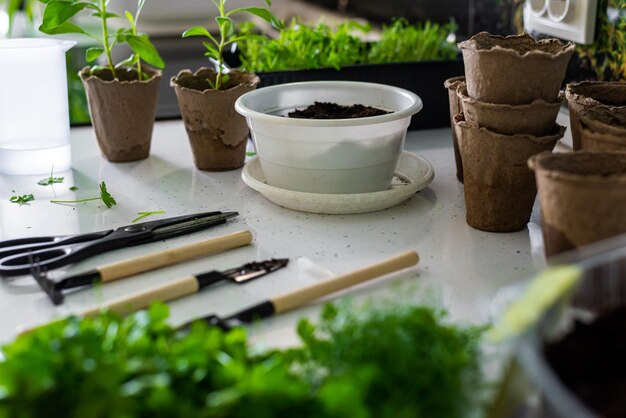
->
xmin=82 ymin=276 xmax=200 ymax=317
xmin=98 ymin=230 xmax=252 ymax=283
xmin=272 ymin=250 xmax=419 ymax=314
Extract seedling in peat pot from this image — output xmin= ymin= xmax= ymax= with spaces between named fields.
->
xmin=182 ymin=0 xmax=284 ymax=90
xmin=38 ymin=0 xmax=165 ymax=79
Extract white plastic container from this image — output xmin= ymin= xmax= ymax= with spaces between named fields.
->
xmin=235 ymin=81 xmax=423 ymax=194
xmin=0 ymin=38 xmax=75 ymax=175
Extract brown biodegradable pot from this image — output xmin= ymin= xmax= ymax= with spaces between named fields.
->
xmin=444 ymin=75 xmax=466 ymax=183
xmin=458 ymin=32 xmax=574 ymax=105
xmin=171 ymin=68 xmax=259 ymax=171
xmin=457 ymin=83 xmax=563 ymax=136
xmin=565 ymin=81 xmax=626 ymax=150
xmin=80 ymin=67 xmax=161 ymax=162
xmin=528 ymin=151 xmax=626 ymax=257
xmin=580 ymin=114 xmax=626 ymax=152
xmin=454 ymin=113 xmax=565 ymax=232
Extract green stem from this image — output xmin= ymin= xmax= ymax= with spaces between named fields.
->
xmin=216 ymin=0 xmax=226 ymax=90
xmin=50 ymin=197 xmax=100 ymax=205
xmin=100 ymin=0 xmax=117 ymax=79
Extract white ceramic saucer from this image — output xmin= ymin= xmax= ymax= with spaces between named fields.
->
xmin=242 ymin=151 xmax=435 ymax=214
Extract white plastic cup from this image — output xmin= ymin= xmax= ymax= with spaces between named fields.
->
xmin=0 ymin=38 xmax=75 ymax=175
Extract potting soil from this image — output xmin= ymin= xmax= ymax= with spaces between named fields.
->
xmin=288 ymin=102 xmax=390 ymax=119
xmin=544 ymin=306 xmax=626 ymax=417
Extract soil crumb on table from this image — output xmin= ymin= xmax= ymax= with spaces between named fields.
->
xmin=288 ymin=102 xmax=391 ymax=119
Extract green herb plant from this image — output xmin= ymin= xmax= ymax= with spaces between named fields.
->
xmin=50 ymin=181 xmax=117 ymax=208
xmin=38 ymin=0 xmax=164 ymax=80
xmin=0 ymin=301 xmax=484 ymax=418
xmin=182 ymin=0 xmax=284 ymax=90
xmin=9 ymin=193 xmax=34 ymax=205
xmin=239 ymin=19 xmax=369 ymax=72
xmin=131 ymin=210 xmax=165 ymax=223
xmin=576 ymin=0 xmax=625 ymax=81
xmin=239 ymin=18 xmax=458 ymax=73
xmin=367 ymin=19 xmax=458 ymax=64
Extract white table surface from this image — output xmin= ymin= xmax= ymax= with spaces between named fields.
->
xmin=0 ymin=116 xmax=570 ymax=345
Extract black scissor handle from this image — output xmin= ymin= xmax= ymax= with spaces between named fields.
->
xmin=0 ymin=245 xmax=79 ymax=276
xmin=0 ymin=231 xmax=112 ymax=260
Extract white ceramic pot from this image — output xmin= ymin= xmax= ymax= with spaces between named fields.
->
xmin=235 ymin=81 xmax=423 ymax=194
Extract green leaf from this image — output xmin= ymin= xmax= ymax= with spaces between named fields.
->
xmin=9 ymin=194 xmax=34 ymax=205
xmin=215 ymin=16 xmax=234 ymax=38
xmin=99 ymin=181 xmax=117 ymax=208
xmin=37 ymin=176 xmax=64 ymax=186
xmin=229 ymin=7 xmax=284 ymax=30
xmin=182 ymin=25 xmax=214 ymax=40
xmin=125 ymin=10 xmax=134 ymax=26
xmin=127 ymin=34 xmax=165 ymax=69
xmin=115 ymin=54 xmax=137 ymax=69
xmin=202 ymin=42 xmax=220 ymax=60
xmin=86 ymin=46 xmax=104 ymax=62
xmin=39 ymin=21 xmax=96 ymax=41
xmin=41 ymin=0 xmax=96 ymax=29
xmin=115 ymin=27 xmax=133 ymax=43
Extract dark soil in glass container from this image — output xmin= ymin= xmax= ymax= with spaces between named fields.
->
xmin=544 ymin=306 xmax=626 ymax=418
xmin=288 ymin=102 xmax=390 ymax=119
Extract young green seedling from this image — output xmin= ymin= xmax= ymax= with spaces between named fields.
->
xmin=182 ymin=0 xmax=284 ymax=90
xmin=50 ymin=181 xmax=117 ymax=208
xmin=38 ymin=0 xmax=164 ymax=80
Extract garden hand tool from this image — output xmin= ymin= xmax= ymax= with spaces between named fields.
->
xmin=190 ymin=250 xmax=419 ymax=330
xmin=79 ymin=258 xmax=289 ymax=318
xmin=0 ymin=211 xmax=238 ymax=276
xmin=31 ymin=230 xmax=253 ymax=305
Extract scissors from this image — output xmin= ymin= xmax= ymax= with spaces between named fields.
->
xmin=0 ymin=211 xmax=238 ymax=276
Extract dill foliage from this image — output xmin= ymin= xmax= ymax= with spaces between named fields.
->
xmin=0 ymin=302 xmax=483 ymax=418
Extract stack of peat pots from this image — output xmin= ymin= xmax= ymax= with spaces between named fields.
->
xmin=527 ymin=81 xmax=626 ymax=257
xmin=450 ymin=32 xmax=574 ymax=233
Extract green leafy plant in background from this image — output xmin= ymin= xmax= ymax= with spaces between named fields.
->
xmin=238 ymin=18 xmax=458 ymax=73
xmin=366 ymin=19 xmax=458 ymax=64
xmin=576 ymin=0 xmax=626 ymax=81
xmin=0 ymin=301 xmax=484 ymax=418
xmin=38 ymin=0 xmax=164 ymax=80
xmin=182 ymin=0 xmax=284 ymax=90
xmin=0 ymin=0 xmax=38 ymax=37
xmin=239 ymin=19 xmax=369 ymax=72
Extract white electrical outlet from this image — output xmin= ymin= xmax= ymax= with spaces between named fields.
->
xmin=524 ymin=0 xmax=599 ymax=44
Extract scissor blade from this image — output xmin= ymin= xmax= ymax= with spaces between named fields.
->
xmin=150 ymin=212 xmax=239 ymax=239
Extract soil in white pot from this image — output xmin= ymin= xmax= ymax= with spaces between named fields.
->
xmin=288 ymin=102 xmax=391 ymax=119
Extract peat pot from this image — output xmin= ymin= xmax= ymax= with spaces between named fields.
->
xmin=458 ymin=32 xmax=574 ymax=105
xmin=565 ymin=81 xmax=626 ymax=150
xmin=81 ymin=67 xmax=161 ymax=163
xmin=171 ymin=68 xmax=259 ymax=171
xmin=579 ymin=114 xmax=626 ymax=152
xmin=235 ymin=81 xmax=423 ymax=194
xmin=457 ymin=84 xmax=562 ymax=136
xmin=529 ymin=151 xmax=626 ymax=257
xmin=455 ymin=113 xmax=564 ymax=232
xmin=444 ymin=75 xmax=466 ymax=182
